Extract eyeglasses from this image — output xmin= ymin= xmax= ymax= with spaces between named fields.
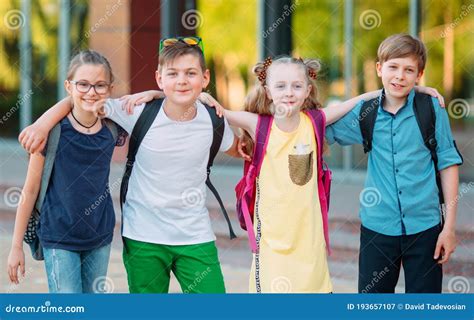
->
xmin=159 ymin=36 xmax=204 ymax=54
xmin=69 ymin=80 xmax=110 ymax=94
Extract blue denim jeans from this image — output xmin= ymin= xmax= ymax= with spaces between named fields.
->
xmin=43 ymin=244 xmax=111 ymax=293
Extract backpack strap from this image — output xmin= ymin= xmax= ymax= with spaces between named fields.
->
xmin=26 ymin=122 xmax=61 ymax=261
xmin=104 ymin=119 xmax=128 ymax=147
xmin=305 ymin=109 xmax=331 ymax=253
xmin=241 ymin=115 xmax=272 ymax=252
xmin=359 ymin=96 xmax=382 ymax=153
xmin=104 ymin=119 xmax=118 ymax=141
xmin=305 ymin=109 xmax=325 ymax=160
xmin=253 ymin=115 xmax=273 ymax=171
xmin=120 ymin=98 xmax=164 ymax=209
xmin=203 ymin=104 xmax=237 ymax=239
xmin=34 ymin=123 xmax=61 ymax=214
xmin=412 ymin=93 xmax=445 ymax=212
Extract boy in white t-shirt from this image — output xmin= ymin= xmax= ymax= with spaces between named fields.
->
xmin=19 ymin=38 xmax=240 ymax=293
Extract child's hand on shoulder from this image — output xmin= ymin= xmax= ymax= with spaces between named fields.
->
xmin=120 ymin=90 xmax=164 ymax=115
xmin=414 ymin=86 xmax=445 ymax=107
xmin=198 ymin=92 xmax=225 ymax=118
xmin=19 ymin=124 xmax=47 ymax=154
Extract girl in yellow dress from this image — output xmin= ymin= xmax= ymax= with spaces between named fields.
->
xmin=217 ymin=56 xmax=381 ymax=293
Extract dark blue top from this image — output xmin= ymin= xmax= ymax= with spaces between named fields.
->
xmin=38 ymin=117 xmax=116 ymax=251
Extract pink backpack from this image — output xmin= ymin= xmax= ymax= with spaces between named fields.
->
xmin=235 ymin=109 xmax=332 ymax=254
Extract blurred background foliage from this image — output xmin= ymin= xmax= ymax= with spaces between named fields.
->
xmin=0 ymin=0 xmax=472 ymax=137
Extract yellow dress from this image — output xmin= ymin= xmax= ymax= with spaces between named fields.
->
xmin=248 ymin=112 xmax=332 ymax=293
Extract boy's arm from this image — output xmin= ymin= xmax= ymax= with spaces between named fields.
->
xmin=19 ymin=97 xmax=72 ymax=154
xmin=434 ymin=165 xmax=459 ymax=264
xmin=431 ymin=96 xmax=463 ymax=264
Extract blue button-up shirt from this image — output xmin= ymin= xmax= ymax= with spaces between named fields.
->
xmin=326 ymin=89 xmax=463 ymax=236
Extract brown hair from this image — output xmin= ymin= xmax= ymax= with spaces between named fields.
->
xmin=158 ymin=41 xmax=206 ymax=72
xmin=242 ymin=56 xmax=326 ymax=155
xmin=67 ymin=50 xmax=114 ymax=83
xmin=377 ymin=33 xmax=427 ymax=71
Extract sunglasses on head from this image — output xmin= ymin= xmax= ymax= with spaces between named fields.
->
xmin=159 ymin=36 xmax=204 ymax=54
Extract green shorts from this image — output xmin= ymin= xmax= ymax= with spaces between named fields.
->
xmin=123 ymin=237 xmax=226 ymax=293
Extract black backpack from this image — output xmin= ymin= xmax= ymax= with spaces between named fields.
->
xmin=359 ymin=92 xmax=462 ymax=225
xmin=119 ymin=98 xmax=236 ymax=239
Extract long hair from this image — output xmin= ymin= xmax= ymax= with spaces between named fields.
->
xmin=242 ymin=56 xmax=325 ymax=156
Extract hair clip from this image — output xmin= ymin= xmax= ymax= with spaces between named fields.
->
xmin=258 ymin=56 xmax=273 ymax=84
xmin=308 ymin=68 xmax=318 ymax=80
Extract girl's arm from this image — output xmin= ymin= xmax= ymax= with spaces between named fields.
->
xmin=322 ymin=90 xmax=381 ymax=125
xmin=324 ymin=87 xmax=445 ymax=126
xmin=223 ymin=110 xmax=258 ymax=140
xmin=19 ymin=97 xmax=72 ymax=154
xmin=120 ymin=90 xmax=164 ymax=114
xmin=7 ymin=154 xmax=45 ymax=284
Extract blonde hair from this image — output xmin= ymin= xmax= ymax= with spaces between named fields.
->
xmin=242 ymin=56 xmax=325 ymax=155
xmin=67 ymin=50 xmax=114 ymax=83
xmin=377 ymin=33 xmax=427 ymax=71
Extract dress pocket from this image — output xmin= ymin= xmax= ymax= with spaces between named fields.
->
xmin=288 ymin=151 xmax=313 ymax=186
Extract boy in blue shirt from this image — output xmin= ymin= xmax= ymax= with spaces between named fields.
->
xmin=326 ymin=34 xmax=463 ymax=293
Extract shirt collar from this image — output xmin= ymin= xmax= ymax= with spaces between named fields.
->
xmin=378 ymin=88 xmax=416 ymax=117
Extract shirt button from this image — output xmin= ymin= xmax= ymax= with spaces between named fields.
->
xmin=393 ymin=133 xmax=397 ymax=137
xmin=402 ymin=214 xmax=405 ymax=218
xmin=399 ymin=191 xmax=402 ymax=195
xmin=396 ymin=169 xmax=399 ymax=173
xmin=394 ymin=151 xmax=397 ymax=155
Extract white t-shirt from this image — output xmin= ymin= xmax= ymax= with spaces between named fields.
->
xmin=105 ymin=98 xmax=234 ymax=245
